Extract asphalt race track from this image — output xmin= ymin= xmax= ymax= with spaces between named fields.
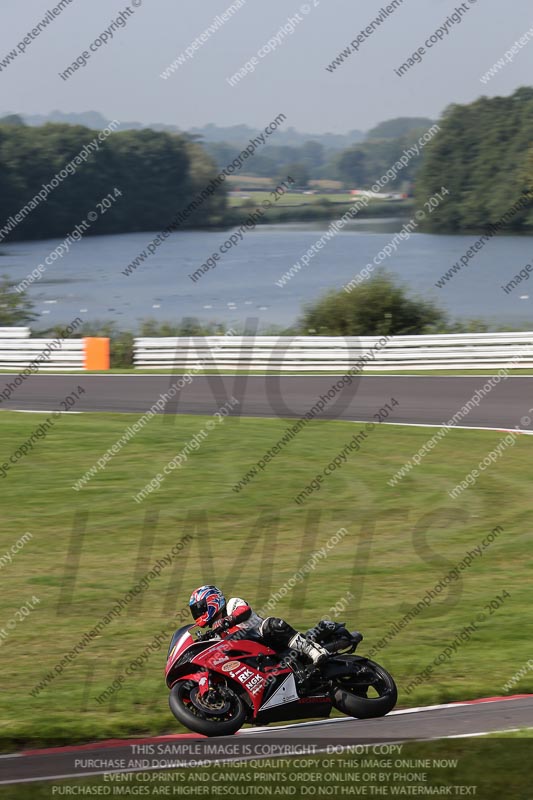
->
xmin=1 ymin=374 xmax=533 ymax=430
xmin=1 ymin=697 xmax=532 ymax=784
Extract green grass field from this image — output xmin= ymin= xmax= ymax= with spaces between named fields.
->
xmin=1 ymin=409 xmax=532 ymax=750
xmin=228 ymin=191 xmax=360 ymax=207
xmin=229 ymin=188 xmax=404 ymax=208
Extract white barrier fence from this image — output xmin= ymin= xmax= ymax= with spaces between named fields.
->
xmin=2 ymin=331 xmax=532 ymax=371
xmin=0 ymin=328 xmax=86 ymax=371
xmin=0 ymin=327 xmax=30 ymax=339
xmin=134 ymin=332 xmax=533 ymax=371
xmin=0 ymin=337 xmax=85 ymax=370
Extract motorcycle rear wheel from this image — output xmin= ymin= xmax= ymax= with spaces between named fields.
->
xmin=169 ymin=679 xmax=247 ymax=737
xmin=331 ymin=658 xmax=397 ymax=719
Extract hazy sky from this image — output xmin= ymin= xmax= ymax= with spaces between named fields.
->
xmin=1 ymin=0 xmax=533 ymax=133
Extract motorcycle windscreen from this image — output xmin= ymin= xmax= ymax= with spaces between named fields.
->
xmin=167 ymin=625 xmax=193 ymax=659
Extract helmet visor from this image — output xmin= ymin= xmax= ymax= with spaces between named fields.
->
xmin=189 ymin=600 xmax=206 ymax=621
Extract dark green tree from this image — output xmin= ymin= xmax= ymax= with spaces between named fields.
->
xmin=336 ymin=147 xmax=367 ymax=187
xmin=335 ymin=128 xmax=432 ymax=189
xmin=0 ymin=123 xmax=227 ymax=241
xmin=282 ymin=162 xmax=310 ymax=188
xmin=416 ymin=87 xmax=533 ymax=232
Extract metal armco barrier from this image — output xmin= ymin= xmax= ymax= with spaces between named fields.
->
xmin=134 ymin=333 xmax=533 ymax=371
xmin=0 ymin=327 xmax=30 ymax=338
xmin=0 ymin=331 xmax=110 ymax=371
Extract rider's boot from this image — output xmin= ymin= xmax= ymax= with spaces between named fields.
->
xmin=289 ymin=633 xmax=328 ymax=666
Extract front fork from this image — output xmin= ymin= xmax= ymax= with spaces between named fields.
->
xmin=176 ymin=670 xmax=213 ymax=698
xmin=196 ymin=670 xmax=214 ymax=698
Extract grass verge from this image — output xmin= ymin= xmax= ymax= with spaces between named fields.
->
xmin=0 ymin=411 xmax=531 ymax=750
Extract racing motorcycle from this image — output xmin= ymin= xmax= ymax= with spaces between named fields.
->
xmin=165 ymin=620 xmax=397 ymax=736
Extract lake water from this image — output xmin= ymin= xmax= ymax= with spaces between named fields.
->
xmin=2 ymin=218 xmax=532 ymax=331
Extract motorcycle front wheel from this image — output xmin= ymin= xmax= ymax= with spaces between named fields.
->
xmin=169 ymin=679 xmax=247 ymax=737
xmin=331 ymin=658 xmax=397 ymax=719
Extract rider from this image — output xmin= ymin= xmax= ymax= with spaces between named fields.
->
xmin=188 ymin=585 xmax=328 ymax=667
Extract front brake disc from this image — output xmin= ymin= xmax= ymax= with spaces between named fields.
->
xmin=190 ymin=686 xmax=232 ymax=715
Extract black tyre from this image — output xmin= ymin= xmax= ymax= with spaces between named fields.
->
xmin=331 ymin=658 xmax=397 ymax=719
xmin=169 ymin=679 xmax=247 ymax=737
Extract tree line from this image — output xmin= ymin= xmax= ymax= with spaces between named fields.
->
xmin=416 ymin=87 xmax=533 ymax=232
xmin=0 ymin=116 xmax=427 ymax=242
xmin=0 ymin=121 xmax=226 ymax=242
xmin=205 ymin=117 xmax=435 ymax=188
xmin=2 ymin=89 xmax=532 ymax=240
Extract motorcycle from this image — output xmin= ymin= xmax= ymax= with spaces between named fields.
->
xmin=165 ymin=620 xmax=397 ymax=736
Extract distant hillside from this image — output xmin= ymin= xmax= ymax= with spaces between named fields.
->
xmin=0 ymin=110 xmax=442 ymax=191
xmin=187 ymin=123 xmax=365 ymax=150
xmin=366 ymin=117 xmax=436 ymax=140
xmin=0 ymin=110 xmax=364 ymax=150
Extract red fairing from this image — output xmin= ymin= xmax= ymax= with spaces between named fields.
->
xmin=165 ymin=625 xmax=289 ymax=715
xmin=192 ymin=638 xmax=286 ymax=715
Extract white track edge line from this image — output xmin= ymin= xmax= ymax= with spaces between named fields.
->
xmin=2 ymin=409 xmax=532 ymax=435
xmin=350 ymin=420 xmax=533 ymax=435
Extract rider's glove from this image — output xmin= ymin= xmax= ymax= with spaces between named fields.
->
xmin=318 ymin=620 xmax=338 ymax=632
xmin=197 ymin=630 xmax=216 ymax=641
xmin=212 ymin=616 xmax=233 ymax=633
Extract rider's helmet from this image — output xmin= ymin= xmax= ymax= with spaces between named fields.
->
xmin=189 ymin=585 xmax=226 ymax=628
